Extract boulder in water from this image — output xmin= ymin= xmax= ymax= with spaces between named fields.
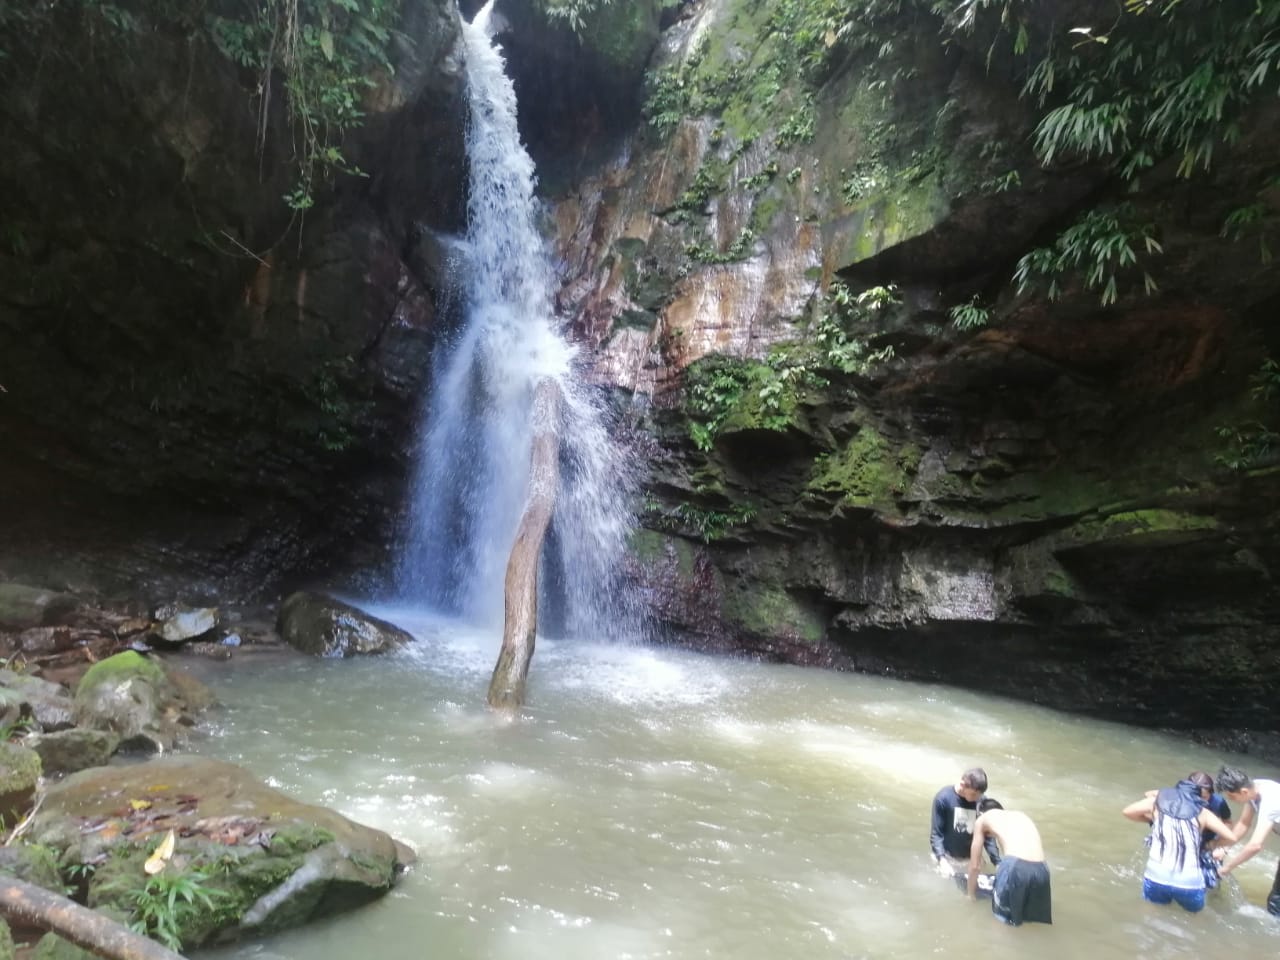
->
xmin=155 ymin=606 xmax=219 ymax=644
xmin=277 ymin=592 xmax=413 ymax=657
xmin=29 ymin=756 xmax=413 ymax=948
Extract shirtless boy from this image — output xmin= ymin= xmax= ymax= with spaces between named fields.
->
xmin=966 ymin=798 xmax=1053 ymax=926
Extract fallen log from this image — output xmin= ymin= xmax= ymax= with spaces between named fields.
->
xmin=487 ymin=377 xmax=562 ymax=712
xmin=0 ymin=875 xmax=186 ymax=960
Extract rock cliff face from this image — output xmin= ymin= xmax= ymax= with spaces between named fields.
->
xmin=523 ymin=0 xmax=1280 ymax=740
xmin=0 ymin=0 xmax=468 ymax=597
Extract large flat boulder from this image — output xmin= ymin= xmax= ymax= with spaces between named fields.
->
xmin=29 ymin=756 xmax=414 ymax=948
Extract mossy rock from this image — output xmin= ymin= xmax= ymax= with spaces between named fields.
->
xmin=30 ymin=757 xmax=411 ymax=948
xmin=72 ymin=652 xmax=172 ymax=748
xmin=27 ymin=729 xmax=120 ymax=776
xmin=721 ymin=579 xmax=826 ymax=644
xmin=0 ymin=919 xmax=12 ymax=960
xmin=31 ymin=933 xmax=94 ymax=960
xmin=74 ymin=652 xmax=167 ymax=698
xmin=0 ymin=742 xmax=41 ymax=822
xmin=0 ymin=841 xmax=63 ymax=892
xmin=0 ymin=583 xmax=77 ymax=631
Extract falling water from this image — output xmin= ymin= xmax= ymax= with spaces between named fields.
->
xmin=397 ymin=0 xmax=639 ymax=641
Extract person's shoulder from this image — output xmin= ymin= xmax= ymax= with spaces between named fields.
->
xmin=1209 ymin=793 xmax=1231 ymax=818
xmin=933 ymin=784 xmax=954 ymax=801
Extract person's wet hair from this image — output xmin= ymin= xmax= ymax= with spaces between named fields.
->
xmin=1216 ymin=766 xmax=1252 ymax=793
xmin=961 ymin=768 xmax=988 ymax=793
xmin=978 ymin=797 xmax=1003 ymax=814
xmin=1188 ymin=771 xmax=1214 ymax=793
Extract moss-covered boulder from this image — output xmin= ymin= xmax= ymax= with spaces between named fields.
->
xmin=31 ymin=934 xmax=92 ymax=960
xmin=0 ymin=742 xmax=42 ymax=822
xmin=0 ymin=840 xmax=63 ymax=892
xmin=71 ymin=652 xmax=211 ymax=754
xmin=0 ymin=918 xmax=13 ymax=960
xmin=29 ymin=757 xmax=413 ymax=948
xmin=277 ymin=592 xmax=414 ymax=657
xmin=26 ymin=729 xmax=120 ymax=776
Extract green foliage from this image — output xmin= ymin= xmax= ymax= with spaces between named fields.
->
xmin=97 ymin=863 xmax=231 ymax=952
xmin=685 ymin=358 xmax=754 ymax=451
xmin=776 ymin=95 xmax=817 ymax=148
xmin=0 ymin=716 xmax=31 ymax=743
xmin=672 ymin=502 xmax=759 ymax=542
xmin=1217 ymin=358 xmax=1280 ymax=470
xmin=537 ymin=0 xmax=679 ymax=36
xmin=814 ymin=281 xmax=899 ymax=372
xmin=1014 ymin=205 xmax=1162 ymax=305
xmin=685 ymin=228 xmax=757 ymax=264
xmin=949 ymin=297 xmax=990 ymax=329
xmin=208 ymin=0 xmax=402 ymax=212
xmin=1017 ymin=0 xmax=1280 ymax=181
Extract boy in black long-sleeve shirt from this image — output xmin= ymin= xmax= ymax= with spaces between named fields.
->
xmin=931 ymin=767 xmax=1000 ymax=877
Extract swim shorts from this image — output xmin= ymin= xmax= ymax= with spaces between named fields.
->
xmin=991 ymin=856 xmax=1053 ymax=925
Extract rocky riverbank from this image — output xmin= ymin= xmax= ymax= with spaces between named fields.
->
xmin=0 ymin=582 xmax=416 ymax=955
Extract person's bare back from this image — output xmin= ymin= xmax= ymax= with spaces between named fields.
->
xmin=977 ymin=808 xmax=1045 ymax=862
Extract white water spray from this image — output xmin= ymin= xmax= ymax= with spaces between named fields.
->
xmin=398 ymin=1 xmax=640 ymax=641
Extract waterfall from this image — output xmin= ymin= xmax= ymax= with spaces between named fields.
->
xmin=397 ymin=0 xmax=640 ymax=642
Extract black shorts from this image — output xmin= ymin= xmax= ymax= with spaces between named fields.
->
xmin=992 ymin=857 xmax=1052 ymax=926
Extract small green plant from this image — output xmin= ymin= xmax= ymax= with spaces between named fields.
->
xmin=1216 ymin=358 xmax=1280 ymax=470
xmin=126 ymin=868 xmax=231 ymax=952
xmin=949 ymin=298 xmax=990 ymax=330
xmin=673 ymin=502 xmax=759 ymax=542
xmin=0 ymin=716 xmax=31 ymax=742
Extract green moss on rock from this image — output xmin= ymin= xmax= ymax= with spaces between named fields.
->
xmin=75 ymin=652 xmax=166 ymax=698
xmin=722 ymin=580 xmax=825 ymax=643
xmin=808 ymin=425 xmax=916 ymax=509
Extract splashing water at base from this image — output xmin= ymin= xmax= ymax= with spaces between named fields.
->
xmin=395 ymin=1 xmax=640 ymax=642
xmin=196 ymin=617 xmax=1280 ymax=960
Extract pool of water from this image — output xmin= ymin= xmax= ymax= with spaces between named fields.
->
xmin=191 ymin=607 xmax=1280 ymax=959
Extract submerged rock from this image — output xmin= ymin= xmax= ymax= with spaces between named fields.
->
xmin=277 ymin=592 xmax=413 ymax=657
xmin=29 ymin=757 xmax=413 ymax=948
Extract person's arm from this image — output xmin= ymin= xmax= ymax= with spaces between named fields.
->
xmin=1228 ymin=798 xmax=1255 ymax=843
xmin=967 ymin=816 xmax=988 ymax=900
xmin=930 ymin=792 xmax=948 ymax=862
xmin=1199 ymin=808 xmax=1238 ymax=846
xmin=1219 ymin=810 xmax=1272 ymax=876
xmin=1123 ymin=795 xmax=1156 ymax=823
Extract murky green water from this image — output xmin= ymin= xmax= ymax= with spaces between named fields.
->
xmin=193 ymin=607 xmax=1280 ymax=960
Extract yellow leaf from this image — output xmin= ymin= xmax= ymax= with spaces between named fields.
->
xmin=130 ymin=799 xmax=152 ymax=811
xmin=144 ymin=829 xmax=176 ymax=875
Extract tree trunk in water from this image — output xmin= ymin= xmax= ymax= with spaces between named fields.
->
xmin=0 ymin=876 xmax=187 ymax=960
xmin=487 ymin=378 xmax=562 ymax=712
